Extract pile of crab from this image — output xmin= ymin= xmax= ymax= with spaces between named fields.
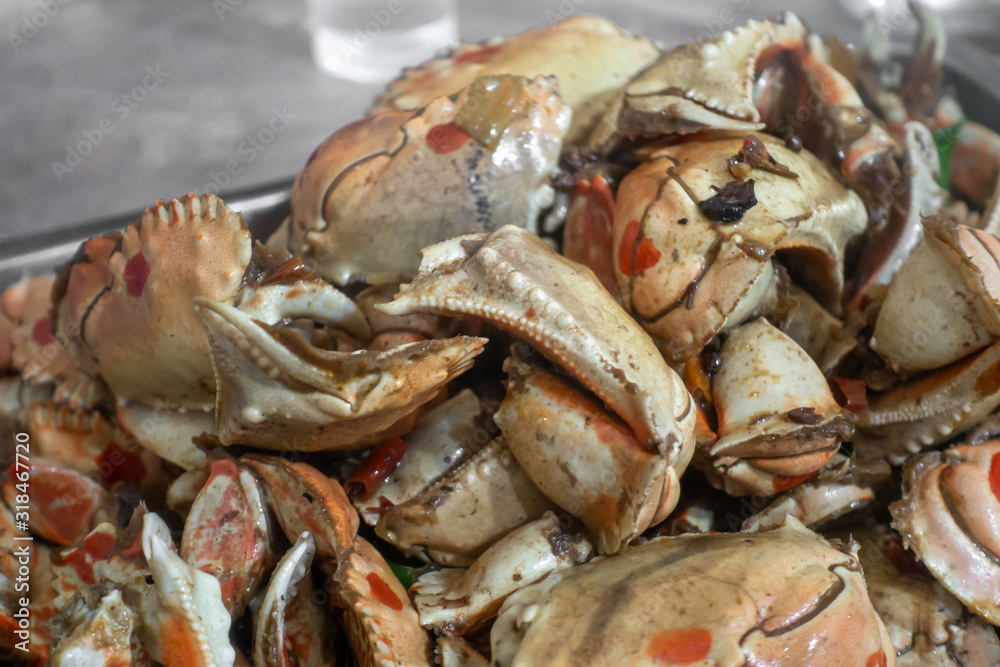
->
xmin=6 ymin=5 xmax=1000 ymax=666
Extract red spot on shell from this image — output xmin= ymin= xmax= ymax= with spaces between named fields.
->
xmin=426 ymin=123 xmax=471 ymax=154
xmin=31 ymin=316 xmax=55 ymax=346
xmin=454 ymin=44 xmax=502 ymax=65
xmin=123 ymin=252 xmax=151 ymax=297
xmin=366 ymin=572 xmax=403 ymax=611
xmin=866 ymin=649 xmax=888 ymax=667
xmin=772 ymin=471 xmax=817 ymax=493
xmin=990 ymin=452 xmax=1000 ymax=503
xmin=61 ymin=530 xmax=116 ymax=585
xmin=525 ymin=307 xmax=536 ymax=319
xmin=617 ymin=220 xmax=661 ymax=277
xmin=96 ymin=441 xmax=147 ymax=486
xmin=647 ymin=628 xmax=712 ymax=664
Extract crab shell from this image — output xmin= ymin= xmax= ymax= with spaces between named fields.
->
xmin=84 ymin=194 xmax=252 ymax=410
xmin=849 ymin=524 xmax=1000 ymax=667
xmin=613 ymin=133 xmax=866 ymax=363
xmin=702 ymin=318 xmax=853 ymax=497
xmin=890 ymin=440 xmax=1000 ymax=624
xmin=284 ymin=74 xmax=570 ymax=286
xmin=368 ymin=15 xmax=658 ymax=144
xmin=871 ymin=217 xmax=1000 ymax=373
xmin=490 ymin=517 xmax=895 ymax=666
xmin=47 ymin=588 xmax=139 ymax=667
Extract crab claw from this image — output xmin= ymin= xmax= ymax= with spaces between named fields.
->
xmin=606 ymin=17 xmax=810 ymax=140
xmin=241 ymin=454 xmax=360 ymax=560
xmin=285 ymin=74 xmax=570 ymax=286
xmin=871 ymin=217 xmax=1000 ymax=372
xmin=375 ymin=436 xmax=557 ymax=566
xmin=254 ymin=532 xmax=339 ymax=666
xmin=181 ymin=459 xmax=275 ymax=616
xmin=195 ymin=297 xmax=485 ymax=452
xmin=380 ymin=225 xmax=694 ymax=460
xmin=613 ymin=133 xmax=866 ymax=362
xmin=891 ymin=440 xmax=1000 ymax=624
xmin=141 ymin=512 xmax=235 ymax=667
xmin=411 ymin=512 xmax=592 ymax=635
xmin=704 ymin=318 xmax=853 ymax=497
xmin=335 ymin=536 xmax=432 ymax=667
xmin=853 ymin=341 xmax=1000 ymax=464
xmin=496 ymin=349 xmax=679 ymax=554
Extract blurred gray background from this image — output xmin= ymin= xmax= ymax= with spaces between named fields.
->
xmin=2 ymin=0 xmax=999 ymax=242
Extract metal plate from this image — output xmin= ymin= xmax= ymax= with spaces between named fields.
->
xmin=1 ymin=52 xmax=999 ymax=289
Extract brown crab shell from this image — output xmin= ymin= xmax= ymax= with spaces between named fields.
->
xmin=368 ymin=15 xmax=658 ymax=144
xmin=491 ymin=517 xmax=895 ymax=666
xmin=891 ymin=440 xmax=1000 ymax=625
xmin=613 ymin=133 xmax=866 ymax=363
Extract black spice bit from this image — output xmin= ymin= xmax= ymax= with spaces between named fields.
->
xmin=784 ymin=133 xmax=803 ymax=153
xmin=678 ymin=217 xmax=688 ymax=225
xmin=701 ymin=351 xmax=723 ymax=378
xmin=698 ymin=179 xmax=758 ymax=223
xmin=787 ymin=407 xmax=822 ymax=425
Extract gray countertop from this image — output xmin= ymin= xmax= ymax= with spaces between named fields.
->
xmin=1 ymin=0 xmax=998 ymax=243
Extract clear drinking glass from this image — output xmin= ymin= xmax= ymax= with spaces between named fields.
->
xmin=307 ymin=0 xmax=458 ymax=83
